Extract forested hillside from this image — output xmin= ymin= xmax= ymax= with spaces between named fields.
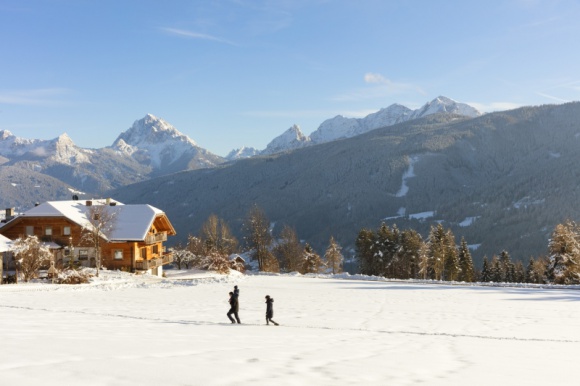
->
xmin=111 ymin=102 xmax=580 ymax=265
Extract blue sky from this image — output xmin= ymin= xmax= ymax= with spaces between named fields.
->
xmin=2 ymin=0 xmax=580 ymax=156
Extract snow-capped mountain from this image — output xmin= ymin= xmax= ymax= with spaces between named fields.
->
xmin=409 ymin=96 xmax=480 ymax=120
xmin=0 ymin=114 xmax=225 ymax=207
xmin=226 ymin=146 xmax=260 ymax=161
xmin=261 ymin=124 xmax=311 ymax=155
xmin=112 ymin=114 xmax=224 ymax=171
xmin=232 ymin=96 xmax=481 ymax=157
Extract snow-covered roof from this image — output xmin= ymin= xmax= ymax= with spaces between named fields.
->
xmin=0 ymin=234 xmax=12 ymax=252
xmin=15 ymin=199 xmax=174 ymax=242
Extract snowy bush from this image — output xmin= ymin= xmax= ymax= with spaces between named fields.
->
xmin=12 ymin=235 xmax=52 ymax=282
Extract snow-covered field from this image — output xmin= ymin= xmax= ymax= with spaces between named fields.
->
xmin=2 ymin=269 xmax=580 ymax=385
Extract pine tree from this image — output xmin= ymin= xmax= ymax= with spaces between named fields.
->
xmin=428 ymin=224 xmax=447 ymax=281
xmin=480 ymin=256 xmax=490 ymax=282
xmin=499 ymin=250 xmax=512 ymax=282
xmin=418 ymin=242 xmax=430 ymax=280
xmin=324 ymin=236 xmax=344 ymax=274
xmin=399 ymin=229 xmax=423 ymax=279
xmin=458 ymin=237 xmax=475 ymax=282
xmin=514 ymin=261 xmax=526 ymax=283
xmin=548 ymin=221 xmax=580 ymax=284
xmin=490 ymin=255 xmax=501 ymax=282
xmin=356 ymin=228 xmax=376 ymax=275
xmin=525 ymin=257 xmax=536 ymax=283
xmin=443 ymin=230 xmax=459 ymax=281
xmin=302 ymin=243 xmax=325 ymax=274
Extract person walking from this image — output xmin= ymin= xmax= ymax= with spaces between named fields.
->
xmin=227 ymin=291 xmax=241 ymax=324
xmin=265 ymin=295 xmax=279 ymax=326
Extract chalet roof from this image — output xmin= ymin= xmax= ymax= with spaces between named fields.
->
xmin=0 ymin=234 xmax=12 ymax=252
xmin=12 ymin=199 xmax=175 ymax=242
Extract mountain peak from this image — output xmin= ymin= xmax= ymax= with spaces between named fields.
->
xmin=114 ymin=114 xmax=197 ymax=149
xmin=411 ymin=96 xmax=481 ymax=119
xmin=262 ymin=124 xmax=311 ymax=155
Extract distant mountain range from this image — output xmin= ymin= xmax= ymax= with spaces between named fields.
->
xmin=0 ymin=96 xmax=480 ymax=211
xmin=228 ymin=96 xmax=481 ymax=159
xmin=109 ymin=102 xmax=580 ymax=265
xmin=3 ymin=96 xmax=579 ymax=265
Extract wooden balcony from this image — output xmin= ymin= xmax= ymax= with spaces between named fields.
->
xmin=135 ymin=251 xmax=173 ymax=271
xmin=144 ymin=232 xmax=167 ymax=245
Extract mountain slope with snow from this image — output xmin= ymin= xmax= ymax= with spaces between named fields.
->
xmin=261 ymin=124 xmax=311 ymax=155
xmin=0 ymin=114 xmax=225 ymax=208
xmin=112 ymin=102 xmax=580 ymax=263
xmin=248 ymin=96 xmax=480 ymax=156
xmin=113 ymin=114 xmax=224 ymax=173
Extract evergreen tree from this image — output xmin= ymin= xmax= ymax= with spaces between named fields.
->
xmin=324 ymin=236 xmax=344 ymax=274
xmin=356 ymin=228 xmax=376 ymax=275
xmin=302 ymin=243 xmax=325 ymax=274
xmin=443 ymin=230 xmax=460 ymax=281
xmin=428 ymin=224 xmax=447 ymax=281
xmin=480 ymin=256 xmax=490 ymax=282
xmin=418 ymin=242 xmax=430 ymax=280
xmin=514 ymin=261 xmax=526 ymax=283
xmin=490 ymin=255 xmax=501 ymax=282
xmin=399 ymin=229 xmax=423 ymax=279
xmin=525 ymin=257 xmax=536 ymax=283
xmin=499 ymin=250 xmax=512 ymax=282
xmin=458 ymin=237 xmax=475 ymax=282
xmin=548 ymin=221 xmax=580 ymax=284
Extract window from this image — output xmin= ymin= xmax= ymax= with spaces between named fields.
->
xmin=63 ymin=226 xmax=71 ymax=236
xmin=78 ymin=250 xmax=89 ymax=260
xmin=153 ymin=245 xmax=159 ymax=254
xmin=45 ymin=226 xmax=52 ymax=236
xmin=114 ymin=250 xmax=123 ymax=260
xmin=25 ymin=226 xmax=34 ymax=236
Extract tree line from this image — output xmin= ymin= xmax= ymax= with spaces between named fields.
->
xmin=172 ymin=205 xmax=344 ymax=275
xmin=176 ymin=203 xmax=580 ymax=285
xmin=356 ymin=220 xmax=580 ymax=285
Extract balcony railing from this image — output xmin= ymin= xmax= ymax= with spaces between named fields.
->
xmin=135 ymin=251 xmax=173 ymax=271
xmin=144 ymin=232 xmax=167 ymax=245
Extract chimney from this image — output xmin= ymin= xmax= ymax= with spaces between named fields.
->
xmin=86 ymin=200 xmax=92 ymax=206
xmin=5 ymin=208 xmax=14 ymax=220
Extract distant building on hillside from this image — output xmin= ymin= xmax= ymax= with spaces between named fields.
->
xmin=0 ymin=198 xmax=176 ymax=276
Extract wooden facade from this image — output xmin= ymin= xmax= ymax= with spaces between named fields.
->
xmin=0 ymin=201 xmax=176 ymax=275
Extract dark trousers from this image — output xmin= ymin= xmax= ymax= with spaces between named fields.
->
xmin=228 ymin=308 xmax=240 ymax=323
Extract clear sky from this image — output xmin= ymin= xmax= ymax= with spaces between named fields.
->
xmin=2 ymin=0 xmax=580 ymax=156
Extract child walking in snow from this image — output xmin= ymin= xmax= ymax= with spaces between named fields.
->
xmin=265 ymin=295 xmax=279 ymax=326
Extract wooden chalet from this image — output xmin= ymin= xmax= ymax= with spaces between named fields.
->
xmin=0 ymin=199 xmax=176 ymax=276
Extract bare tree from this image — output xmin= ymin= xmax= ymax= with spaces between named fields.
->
xmin=81 ymin=204 xmax=117 ymax=277
xmin=12 ymin=235 xmax=52 ymax=282
xmin=244 ymin=205 xmax=276 ymax=272
xmin=274 ymin=225 xmax=303 ymax=272
xmin=171 ymin=244 xmax=195 ymax=270
xmin=202 ymin=214 xmax=239 ymax=256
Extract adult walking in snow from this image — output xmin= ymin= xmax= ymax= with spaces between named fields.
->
xmin=227 ymin=291 xmax=241 ymax=324
xmin=265 ymin=295 xmax=279 ymax=326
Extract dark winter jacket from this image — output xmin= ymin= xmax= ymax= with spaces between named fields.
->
xmin=266 ymin=297 xmax=274 ymax=318
xmin=229 ymin=294 xmax=239 ymax=312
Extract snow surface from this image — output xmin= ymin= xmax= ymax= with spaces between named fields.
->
xmin=2 ymin=269 xmax=580 ymax=385
xmin=395 ymin=156 xmax=419 ymax=197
